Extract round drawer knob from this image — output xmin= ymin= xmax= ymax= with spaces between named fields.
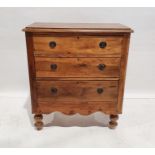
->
xmin=97 ymin=88 xmax=104 ymax=94
xmin=49 ymin=41 xmax=56 ymax=48
xmin=51 ymin=87 xmax=58 ymax=94
xmin=50 ymin=64 xmax=57 ymax=70
xmin=98 ymin=64 xmax=106 ymax=71
xmin=99 ymin=41 xmax=107 ymax=48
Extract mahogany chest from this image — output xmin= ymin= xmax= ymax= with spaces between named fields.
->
xmin=23 ymin=23 xmax=133 ymax=130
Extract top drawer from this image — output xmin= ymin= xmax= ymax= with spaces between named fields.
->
xmin=33 ymin=36 xmax=123 ymax=57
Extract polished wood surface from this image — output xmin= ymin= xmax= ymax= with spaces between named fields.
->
xmin=35 ymin=57 xmax=120 ymax=78
xmin=117 ymin=34 xmax=131 ymax=113
xmin=23 ymin=22 xmax=133 ymax=129
xmin=36 ymin=77 xmax=120 ymax=81
xmin=36 ymin=80 xmax=118 ymax=102
xmin=25 ymin=33 xmax=38 ymax=113
xmin=23 ymin=22 xmax=133 ymax=33
xmin=37 ymin=101 xmax=117 ymax=115
xmin=33 ymin=36 xmax=123 ymax=57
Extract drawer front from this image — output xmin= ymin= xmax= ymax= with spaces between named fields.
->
xmin=35 ymin=57 xmax=120 ymax=78
xmin=36 ymin=80 xmax=118 ymax=102
xmin=33 ymin=36 xmax=123 ymax=57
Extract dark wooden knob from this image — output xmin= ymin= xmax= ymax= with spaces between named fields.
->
xmin=50 ymin=64 xmax=57 ymax=70
xmin=97 ymin=88 xmax=104 ymax=94
xmin=51 ymin=87 xmax=57 ymax=94
xmin=98 ymin=64 xmax=106 ymax=71
xmin=99 ymin=42 xmax=107 ymax=48
xmin=49 ymin=41 xmax=56 ymax=48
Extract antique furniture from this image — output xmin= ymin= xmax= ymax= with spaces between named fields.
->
xmin=23 ymin=23 xmax=133 ymax=130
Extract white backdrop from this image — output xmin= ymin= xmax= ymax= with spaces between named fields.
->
xmin=0 ymin=7 xmax=155 ymax=98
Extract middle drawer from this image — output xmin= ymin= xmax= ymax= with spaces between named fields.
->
xmin=35 ymin=57 xmax=120 ymax=78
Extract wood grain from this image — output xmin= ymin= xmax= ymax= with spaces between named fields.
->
xmin=117 ymin=34 xmax=131 ymax=113
xmin=36 ymin=77 xmax=120 ymax=81
xmin=36 ymin=80 xmax=118 ymax=102
xmin=25 ymin=32 xmax=38 ymax=113
xmin=35 ymin=57 xmax=121 ymax=78
xmin=37 ymin=101 xmax=117 ymax=115
xmin=23 ymin=22 xmax=133 ymax=33
xmin=33 ymin=36 xmax=123 ymax=57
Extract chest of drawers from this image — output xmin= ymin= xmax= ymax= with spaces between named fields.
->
xmin=23 ymin=23 xmax=133 ymax=130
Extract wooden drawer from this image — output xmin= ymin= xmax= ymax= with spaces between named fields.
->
xmin=35 ymin=57 xmax=120 ymax=78
xmin=36 ymin=80 xmax=118 ymax=102
xmin=33 ymin=36 xmax=123 ymax=57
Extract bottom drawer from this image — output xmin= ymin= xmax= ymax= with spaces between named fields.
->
xmin=36 ymin=80 xmax=118 ymax=102
xmin=36 ymin=80 xmax=118 ymax=114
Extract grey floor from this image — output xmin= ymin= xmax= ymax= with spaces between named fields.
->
xmin=0 ymin=96 xmax=155 ymax=148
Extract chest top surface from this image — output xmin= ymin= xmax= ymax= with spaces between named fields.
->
xmin=23 ymin=22 xmax=133 ymax=33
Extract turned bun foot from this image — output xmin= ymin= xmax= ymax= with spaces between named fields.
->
xmin=34 ymin=114 xmax=43 ymax=130
xmin=109 ymin=114 xmax=119 ymax=129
